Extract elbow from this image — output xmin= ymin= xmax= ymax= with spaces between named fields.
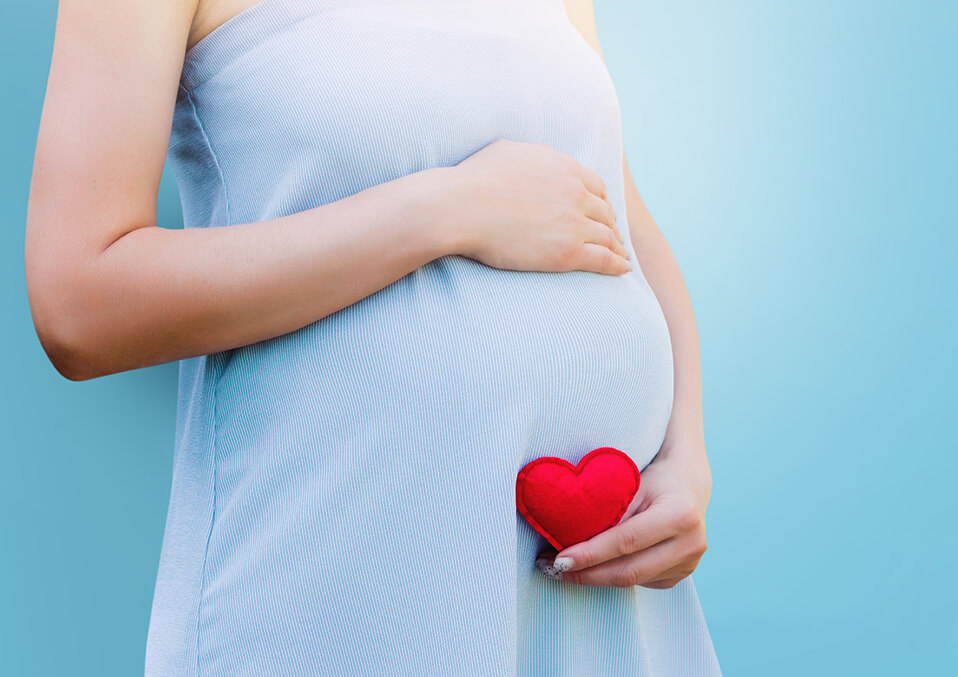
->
xmin=36 ymin=324 xmax=102 ymax=382
xmin=32 ymin=308 xmax=104 ymax=382
xmin=26 ymin=268 xmax=106 ymax=382
xmin=24 ymin=201 xmax=135 ymax=381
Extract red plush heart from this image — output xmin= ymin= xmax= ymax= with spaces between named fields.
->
xmin=515 ymin=446 xmax=641 ymax=551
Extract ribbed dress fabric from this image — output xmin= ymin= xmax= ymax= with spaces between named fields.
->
xmin=147 ymin=0 xmax=722 ymax=674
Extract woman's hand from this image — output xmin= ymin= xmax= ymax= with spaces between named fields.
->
xmin=536 ymin=439 xmax=713 ymax=589
xmin=442 ymin=139 xmax=632 ymax=276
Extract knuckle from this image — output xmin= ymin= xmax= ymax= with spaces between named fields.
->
xmin=675 ymin=502 xmax=701 ymax=531
xmin=684 ymin=536 xmax=707 ymax=560
xmin=694 ymin=534 xmax=708 ymax=557
xmin=573 ymin=550 xmax=594 ymax=570
xmin=598 ymin=223 xmax=617 ymax=248
xmin=615 ymin=567 xmax=642 ymax=588
xmin=600 ymin=247 xmax=617 ymax=271
xmin=614 ymin=526 xmax=641 ymax=557
xmin=570 ymin=180 xmax=590 ymax=205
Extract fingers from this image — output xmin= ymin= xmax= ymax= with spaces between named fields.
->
xmin=581 ymin=192 xmax=626 ymax=252
xmin=562 ymin=535 xmax=687 ymax=588
xmin=576 ymin=163 xmax=610 ymax=204
xmin=632 ymin=547 xmax=705 ymax=590
xmin=640 ymin=563 xmax=697 ymax=590
xmin=553 ymin=502 xmax=676 ymax=572
xmin=546 ymin=500 xmax=710 ymax=588
xmin=574 ymin=164 xmax=625 ymax=240
xmin=536 ymin=532 xmax=702 ymax=589
xmin=581 ymin=214 xmax=629 ymax=261
xmin=578 ymin=242 xmax=631 ymax=276
xmin=624 ymin=537 xmax=704 ymax=590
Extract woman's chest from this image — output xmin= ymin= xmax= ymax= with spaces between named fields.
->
xmin=173 ymin=0 xmax=625 ymax=224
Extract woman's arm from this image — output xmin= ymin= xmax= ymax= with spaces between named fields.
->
xmin=24 ymin=0 xmax=461 ymax=382
xmin=26 ymin=0 xmax=631 ymax=383
xmin=545 ymin=0 xmax=712 ymax=588
xmin=622 ymin=154 xmax=710 ymax=474
xmin=563 ymin=0 xmax=710 ymax=473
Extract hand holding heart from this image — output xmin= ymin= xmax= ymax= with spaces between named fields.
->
xmin=519 ymin=443 xmax=712 ymax=589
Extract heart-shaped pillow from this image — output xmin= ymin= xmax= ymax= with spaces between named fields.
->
xmin=515 ymin=446 xmax=641 ymax=551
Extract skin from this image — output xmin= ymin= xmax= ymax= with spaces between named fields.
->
xmin=536 ymin=0 xmax=713 ymax=590
xmin=24 ymin=0 xmax=712 ymax=590
xmin=25 ymin=0 xmax=629 ymax=382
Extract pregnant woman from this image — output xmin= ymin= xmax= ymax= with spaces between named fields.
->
xmin=26 ymin=0 xmax=721 ymax=674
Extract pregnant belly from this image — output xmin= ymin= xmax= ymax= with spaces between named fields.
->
xmin=195 ymin=255 xmax=674 ymax=657
xmin=210 ymin=254 xmax=674 ymax=528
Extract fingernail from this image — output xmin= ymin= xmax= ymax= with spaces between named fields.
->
xmin=535 ymin=558 xmax=562 ymax=580
xmin=542 ymin=568 xmax=563 ymax=581
xmin=553 ymin=556 xmax=575 ymax=572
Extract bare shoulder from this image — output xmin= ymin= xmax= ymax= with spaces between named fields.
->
xmin=561 ymin=0 xmax=606 ymax=61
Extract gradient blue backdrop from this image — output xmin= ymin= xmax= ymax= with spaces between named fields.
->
xmin=2 ymin=1 xmax=955 ymax=675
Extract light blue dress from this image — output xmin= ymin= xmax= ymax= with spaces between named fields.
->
xmin=147 ymin=0 xmax=722 ymax=674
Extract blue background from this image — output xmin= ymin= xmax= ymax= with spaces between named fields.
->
xmin=2 ymin=1 xmax=954 ymax=675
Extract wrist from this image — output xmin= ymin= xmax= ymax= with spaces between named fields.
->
xmin=658 ymin=426 xmax=706 ymax=462
xmin=655 ymin=434 xmax=713 ymax=499
xmin=661 ymin=411 xmax=704 ymax=451
xmin=406 ymin=165 xmax=476 ymax=260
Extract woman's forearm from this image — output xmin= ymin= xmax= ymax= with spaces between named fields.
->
xmin=622 ymin=152 xmax=707 ymax=462
xmin=35 ymin=166 xmax=460 ymax=381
